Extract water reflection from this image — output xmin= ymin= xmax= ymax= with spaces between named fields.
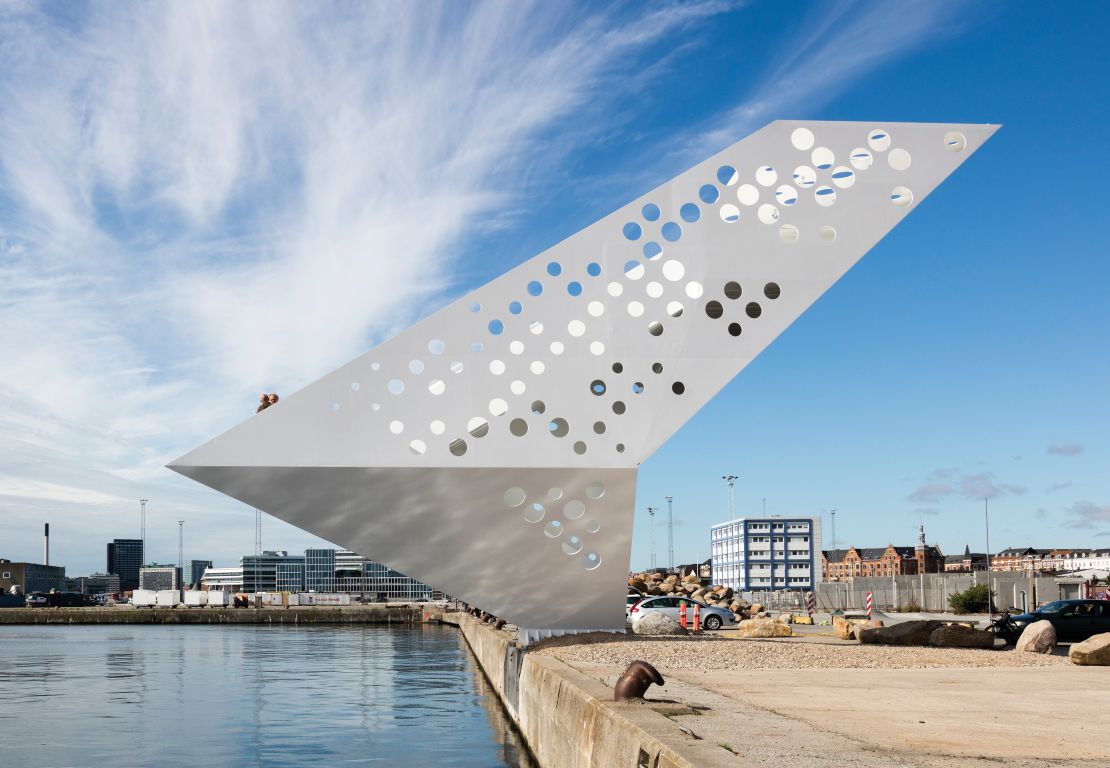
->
xmin=0 ymin=624 xmax=534 ymax=767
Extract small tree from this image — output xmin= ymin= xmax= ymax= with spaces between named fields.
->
xmin=948 ymin=583 xmax=994 ymax=614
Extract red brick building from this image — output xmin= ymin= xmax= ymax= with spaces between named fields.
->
xmin=822 ymin=543 xmax=944 ymax=581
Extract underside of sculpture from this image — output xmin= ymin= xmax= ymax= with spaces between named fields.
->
xmin=169 ymin=120 xmax=997 ymax=633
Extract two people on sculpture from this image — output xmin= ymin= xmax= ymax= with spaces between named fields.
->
xmin=256 ymin=393 xmax=279 ymax=413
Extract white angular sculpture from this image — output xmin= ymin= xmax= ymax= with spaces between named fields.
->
xmin=170 ymin=120 xmax=997 ymax=635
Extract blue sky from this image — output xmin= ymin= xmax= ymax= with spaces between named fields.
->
xmin=1 ymin=1 xmax=1107 ymax=575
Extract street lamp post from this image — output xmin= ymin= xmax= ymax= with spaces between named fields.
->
xmin=984 ymin=497 xmax=993 ymax=619
xmin=665 ymin=496 xmax=674 ymax=571
xmin=722 ymin=475 xmax=738 ymax=518
xmin=647 ymin=507 xmax=657 ymax=570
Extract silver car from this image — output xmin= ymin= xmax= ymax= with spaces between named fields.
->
xmin=628 ymin=595 xmax=735 ymax=630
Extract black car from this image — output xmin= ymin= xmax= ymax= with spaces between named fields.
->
xmin=1004 ymin=600 xmax=1110 ymax=643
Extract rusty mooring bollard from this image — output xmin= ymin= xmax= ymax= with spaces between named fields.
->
xmin=613 ymin=660 xmax=664 ymax=701
xmin=495 ymin=618 xmax=506 ymax=629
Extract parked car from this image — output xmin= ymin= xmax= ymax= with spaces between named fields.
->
xmin=1002 ymin=600 xmax=1110 ymax=643
xmin=25 ymin=593 xmax=49 ymax=607
xmin=628 ymin=596 xmax=736 ymax=630
xmin=626 ymin=591 xmax=644 ymax=618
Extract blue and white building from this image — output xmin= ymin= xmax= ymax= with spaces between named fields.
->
xmin=710 ymin=516 xmax=822 ymax=591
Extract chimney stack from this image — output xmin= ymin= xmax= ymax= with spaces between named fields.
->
xmin=44 ymin=523 xmax=50 ymax=566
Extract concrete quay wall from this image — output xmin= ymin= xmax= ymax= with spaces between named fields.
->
xmin=444 ymin=612 xmax=731 ymax=768
xmin=0 ymin=605 xmax=424 ymax=624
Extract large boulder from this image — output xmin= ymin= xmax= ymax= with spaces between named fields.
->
xmin=632 ymin=611 xmax=687 ymax=636
xmin=682 ymin=571 xmax=700 ymax=584
xmin=1015 ymin=620 xmax=1056 ymax=654
xmin=734 ymin=618 xmax=792 ymax=638
xmin=1069 ymin=632 xmax=1110 ymax=666
xmin=928 ymin=624 xmax=995 ymax=649
xmin=664 ymin=574 xmax=679 ymax=586
xmin=749 ymin=603 xmax=763 ymax=615
xmin=776 ymin=613 xmax=794 ymax=625
xmin=857 ymin=620 xmax=943 ymax=646
xmin=833 ymin=615 xmax=870 ymax=640
xmin=794 ymin=615 xmax=814 ymax=625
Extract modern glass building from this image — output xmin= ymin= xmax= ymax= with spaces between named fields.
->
xmin=184 ymin=559 xmax=213 ymax=588
xmin=107 ymin=539 xmax=144 ymax=591
xmin=139 ymin=565 xmax=182 ymax=591
xmin=305 ymin=548 xmax=336 ymax=591
xmin=241 ymin=551 xmax=305 ymax=593
xmin=710 ymin=516 xmax=822 ymax=591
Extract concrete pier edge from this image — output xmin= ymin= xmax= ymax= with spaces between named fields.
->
xmin=442 ymin=612 xmax=733 ymax=768
xmin=0 ymin=605 xmax=423 ymax=624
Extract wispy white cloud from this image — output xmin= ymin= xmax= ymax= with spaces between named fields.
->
xmin=1048 ymin=442 xmax=1084 ymax=456
xmin=907 ymin=468 xmax=1026 ymax=503
xmin=1066 ymin=500 xmax=1110 ymax=529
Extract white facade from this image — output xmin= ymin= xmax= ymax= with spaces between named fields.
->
xmin=1040 ymin=550 xmax=1110 ymax=572
xmin=201 ymin=566 xmax=243 ymax=591
xmin=710 ymin=516 xmax=823 ymax=591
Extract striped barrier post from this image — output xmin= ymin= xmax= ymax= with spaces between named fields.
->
xmin=866 ymin=591 xmax=874 ymax=620
xmin=692 ymin=602 xmax=701 ymax=633
xmin=806 ymin=591 xmax=815 ymax=618
xmin=679 ymin=600 xmax=687 ymax=630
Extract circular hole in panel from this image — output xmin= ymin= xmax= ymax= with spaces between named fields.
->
xmin=504 ymin=487 xmax=527 ymax=507
xmin=612 ymin=362 xmax=624 ymax=373
xmin=627 ymin=301 xmax=645 ymax=318
xmin=890 ymin=186 xmax=914 ymax=207
xmin=779 ymin=224 xmax=800 ymax=243
xmin=642 ymin=203 xmax=660 ymax=221
xmin=567 ymin=281 xmax=582 ymax=297
xmin=793 ymin=165 xmax=816 ymax=189
xmin=643 ymin=241 xmax=663 ymax=261
xmin=623 ymin=222 xmax=642 ymax=241
xmin=590 ymin=379 xmax=607 ymax=396
xmin=564 ymin=500 xmax=586 ymax=519
xmin=666 ymin=300 xmax=684 ymax=317
xmin=661 ymin=222 xmax=682 ymax=242
xmin=586 ymin=520 xmax=601 ymax=534
xmin=524 ymin=502 xmax=545 ymax=523
xmin=944 ymin=131 xmax=967 ymax=152
xmin=509 ymin=418 xmax=528 ymax=436
xmin=587 ymin=262 xmax=602 ymax=276
xmin=583 ymin=552 xmax=602 ymax=570
xmin=814 ymin=186 xmax=836 ymax=207
xmin=469 ymin=302 xmax=481 ymax=313
xmin=509 ymin=340 xmax=524 ymax=355
xmin=585 ymin=482 xmax=605 ymax=500
xmin=737 ymin=184 xmax=759 ymax=205
xmin=549 ymin=418 xmax=569 ymax=437
xmin=607 ymin=281 xmax=624 ymax=297
xmin=488 ymin=319 xmax=504 ymax=335
xmin=791 ymin=127 xmax=815 ymax=150
xmin=531 ymin=400 xmax=546 ymax=415
xmin=371 ymin=362 xmax=381 ymax=371
xmin=648 ymin=321 xmax=664 ymax=336
xmin=544 ymin=520 xmax=563 ymax=538
xmin=746 ymin=302 xmax=762 ymax=318
xmin=651 ymin=362 xmax=663 ymax=374
xmin=831 ymin=166 xmax=855 ymax=188
xmin=509 ymin=301 xmax=523 ymax=315
xmin=372 ymin=403 xmax=381 ymax=411
xmin=764 ymin=282 xmax=781 ymax=299
xmin=589 ymin=341 xmax=605 ymax=356
xmin=529 ymin=321 xmax=544 ymax=335
xmin=547 ymin=262 xmax=562 ymax=277
xmin=489 ymin=398 xmax=508 ymax=417
xmin=699 ymin=184 xmax=719 ymax=204
xmin=646 ymin=281 xmax=663 ymax=298
xmin=567 ymin=320 xmax=586 ymax=337
xmin=329 ymin=402 xmax=340 ymax=412
xmin=632 ymin=381 xmax=645 ymax=394
xmin=819 ymin=225 xmax=837 ymax=242
xmin=724 ymin=281 xmax=742 ymax=300
xmin=530 ymin=361 xmax=546 ymax=375
xmin=430 ymin=420 xmax=446 ymax=435
xmin=562 ymin=537 xmax=583 ymax=556
xmin=624 ymin=260 xmax=645 ymax=280
xmin=811 ymin=147 xmax=835 ymax=170
xmin=351 ymin=382 xmax=360 ymax=391
xmin=388 ymin=379 xmax=405 ymax=395
xmin=719 ymin=204 xmax=740 ymax=223
xmin=573 ymin=441 xmax=587 ymax=455
xmin=612 ymin=401 xmax=626 ymax=415
xmin=728 ymin=322 xmax=742 ymax=337
xmin=593 ymin=421 xmax=606 ymax=434
xmin=868 ymin=129 xmax=891 ymax=151
xmin=587 ymin=300 xmax=604 ymax=317
xmin=409 ymin=359 xmax=425 ymax=375
xmin=717 ymin=165 xmax=738 ymax=186
xmin=470 ymin=341 xmax=484 ymax=353
xmin=450 ymin=438 xmax=467 ymax=456
xmin=468 ymin=417 xmax=489 ymax=438
xmin=408 ymin=439 xmax=426 ymax=456
xmin=427 ymin=338 xmax=446 ymax=355
xmin=672 ymin=381 xmax=686 ymax=395
xmin=888 ymin=148 xmax=912 ymax=170
xmin=680 ymin=203 xmax=701 ymax=223
xmin=510 ymin=379 xmax=526 ymax=395
xmin=755 ymin=166 xmax=777 ymax=186
xmin=489 ymin=360 xmax=506 ymax=375
xmin=757 ymin=204 xmax=779 ymax=224
xmin=662 ymin=260 xmax=685 ymax=281
xmin=547 ymin=487 xmax=564 ymax=502
xmin=705 ymin=300 xmax=724 ymax=319
xmin=686 ymin=282 xmax=704 ymax=299
xmin=527 ymin=281 xmax=543 ymax=297
xmin=550 ymin=341 xmax=565 ymax=355
xmin=775 ymin=185 xmax=797 ymax=206
xmin=850 ymin=147 xmax=873 ymax=170
xmin=616 ymin=444 xmax=625 ymax=453
xmin=428 ymin=379 xmax=446 ymax=396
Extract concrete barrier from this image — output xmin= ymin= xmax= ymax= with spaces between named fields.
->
xmin=444 ymin=612 xmax=732 ymax=768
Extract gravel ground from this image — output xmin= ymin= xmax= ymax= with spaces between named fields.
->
xmin=530 ymin=633 xmax=1069 ymax=669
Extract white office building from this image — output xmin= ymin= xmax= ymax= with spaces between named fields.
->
xmin=710 ymin=516 xmax=823 ymax=591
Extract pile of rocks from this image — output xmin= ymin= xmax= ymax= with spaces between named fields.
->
xmin=628 ymin=571 xmax=760 ymax=618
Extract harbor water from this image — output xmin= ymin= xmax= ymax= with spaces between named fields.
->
xmin=0 ymin=623 xmax=535 ymax=767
